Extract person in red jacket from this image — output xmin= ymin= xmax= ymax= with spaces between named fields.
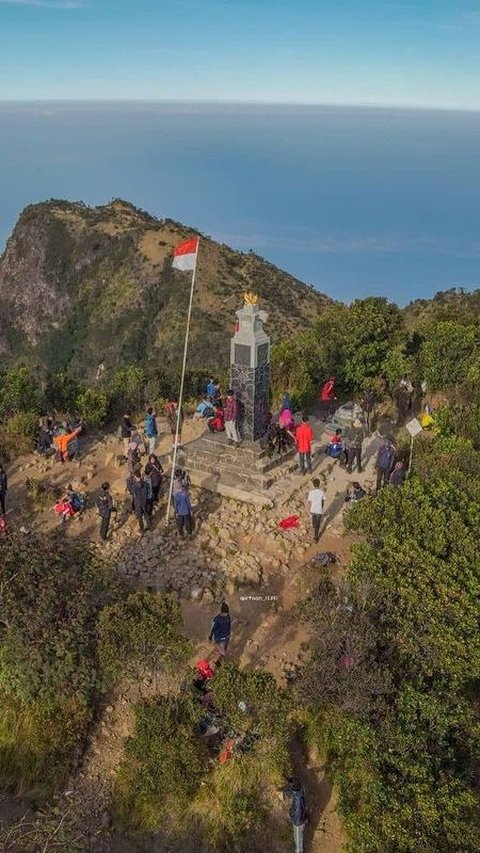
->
xmin=319 ymin=376 xmax=336 ymax=420
xmin=295 ymin=414 xmax=315 ymax=475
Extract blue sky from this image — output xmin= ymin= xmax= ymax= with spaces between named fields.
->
xmin=1 ymin=0 xmax=480 ymax=107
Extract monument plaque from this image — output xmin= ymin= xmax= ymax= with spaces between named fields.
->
xmin=230 ymin=293 xmax=270 ymax=441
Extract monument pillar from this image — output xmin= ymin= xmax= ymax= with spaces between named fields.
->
xmin=230 ymin=294 xmax=270 ymax=442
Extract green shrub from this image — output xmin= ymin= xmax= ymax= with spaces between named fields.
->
xmin=97 ymin=590 xmax=191 ymax=687
xmin=0 ymin=410 xmax=39 ymax=457
xmin=75 ymin=387 xmax=108 ymax=427
xmin=115 ymin=695 xmax=207 ymax=831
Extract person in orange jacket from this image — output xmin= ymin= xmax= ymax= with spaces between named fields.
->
xmin=295 ymin=414 xmax=315 ymax=475
xmin=53 ymin=426 xmax=81 ymax=463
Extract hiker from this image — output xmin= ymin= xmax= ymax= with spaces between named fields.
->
xmin=319 ymin=376 xmax=336 ymax=419
xmin=173 ymin=483 xmax=194 ymax=536
xmin=127 ymin=436 xmax=142 ymax=473
xmin=120 ymin=412 xmax=134 ymax=457
xmin=194 ymin=397 xmax=214 ymax=419
xmin=127 ymin=469 xmax=150 ymax=534
xmin=278 ymin=405 xmax=294 ymax=431
xmin=224 ymin=389 xmax=241 ymax=446
xmin=326 ymin=428 xmax=344 ymax=460
xmin=307 ymin=477 xmax=326 ymax=543
xmin=375 ymin=438 xmax=396 ymax=490
xmin=54 ymin=484 xmax=82 ymax=524
xmin=281 ymin=779 xmax=307 ymax=853
xmin=206 ymin=377 xmax=220 ymax=404
xmin=53 ymin=425 xmax=82 ymax=463
xmin=143 ymin=407 xmax=158 ymax=455
xmin=361 ymin=388 xmax=375 ymax=434
xmin=165 ymin=399 xmax=184 ymax=448
xmin=96 ymin=481 xmax=115 ymax=541
xmin=208 ymin=602 xmax=231 ymax=660
xmin=345 ymin=481 xmax=366 ymax=503
xmin=347 ymin=418 xmax=364 ymax=473
xmin=296 ymin=414 xmax=314 ymax=475
xmin=173 ymin=467 xmax=191 ymax=494
xmin=144 ymin=454 xmax=163 ymax=503
xmin=207 ymin=405 xmax=225 ymax=433
xmin=0 ymin=464 xmax=7 ymax=517
xmin=36 ymin=418 xmax=53 ymax=455
xmin=390 ymin=460 xmax=407 ymax=487
xmin=279 ymin=392 xmax=293 ymax=413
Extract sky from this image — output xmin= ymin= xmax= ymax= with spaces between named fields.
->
xmin=1 ymin=0 xmax=480 ymax=108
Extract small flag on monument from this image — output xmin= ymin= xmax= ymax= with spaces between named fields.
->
xmin=172 ymin=237 xmax=199 ymax=272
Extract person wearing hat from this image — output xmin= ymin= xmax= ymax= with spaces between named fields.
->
xmin=347 ymin=418 xmax=365 ymax=474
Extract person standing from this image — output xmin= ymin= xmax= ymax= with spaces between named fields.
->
xmin=120 ymin=412 xmax=134 ymax=457
xmin=127 ymin=470 xmax=150 ymax=534
xmin=375 ymin=438 xmax=396 ymax=490
xmin=0 ymin=465 xmax=7 ymax=516
xmin=319 ymin=376 xmax=336 ymax=419
xmin=173 ymin=486 xmax=194 ymax=536
xmin=390 ymin=460 xmax=407 ymax=487
xmin=281 ymin=779 xmax=307 ymax=853
xmin=224 ymin=390 xmax=241 ymax=446
xmin=307 ymin=478 xmax=326 ymax=543
xmin=296 ymin=414 xmax=315 ymax=475
xmin=144 ymin=407 xmax=158 ymax=455
xmin=208 ymin=602 xmax=231 ymax=661
xmin=144 ymin=454 xmax=163 ymax=504
xmin=96 ymin=481 xmax=115 ymax=541
xmin=347 ymin=419 xmax=365 ymax=473
xmin=165 ymin=399 xmax=184 ymax=449
xmin=361 ymin=388 xmax=375 ymax=434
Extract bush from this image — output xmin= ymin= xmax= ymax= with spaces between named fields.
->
xmin=0 ymin=366 xmax=42 ymax=419
xmin=115 ymin=695 xmax=207 ymax=831
xmin=0 ymin=410 xmax=39 ymax=457
xmin=97 ymin=590 xmax=191 ymax=687
xmin=75 ymin=387 xmax=108 ymax=427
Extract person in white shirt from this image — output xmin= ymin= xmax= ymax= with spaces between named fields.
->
xmin=307 ymin=478 xmax=326 ymax=543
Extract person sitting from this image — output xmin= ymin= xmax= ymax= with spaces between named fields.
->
xmin=207 ymin=405 xmax=225 ymax=433
xmin=194 ymin=397 xmax=214 ymax=420
xmin=326 ymin=428 xmax=344 ymax=459
xmin=345 ymin=481 xmax=366 ymax=503
xmin=54 ymin=484 xmax=83 ymax=523
xmin=53 ymin=425 xmax=82 ymax=463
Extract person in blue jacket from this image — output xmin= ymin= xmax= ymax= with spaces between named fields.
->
xmin=282 ymin=778 xmax=307 ymax=853
xmin=144 ymin=407 xmax=158 ymax=455
xmin=208 ymin=602 xmax=231 ymax=660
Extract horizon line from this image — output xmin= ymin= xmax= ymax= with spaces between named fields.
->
xmin=1 ymin=97 xmax=480 ymax=114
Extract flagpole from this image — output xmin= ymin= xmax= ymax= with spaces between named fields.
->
xmin=165 ymin=238 xmax=199 ymax=525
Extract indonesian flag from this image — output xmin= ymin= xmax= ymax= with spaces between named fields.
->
xmin=172 ymin=237 xmax=199 ymax=272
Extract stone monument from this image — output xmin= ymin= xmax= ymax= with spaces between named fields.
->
xmin=230 ymin=292 xmax=270 ymax=442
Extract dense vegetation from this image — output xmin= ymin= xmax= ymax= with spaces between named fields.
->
xmin=0 ymin=535 xmax=190 ymax=797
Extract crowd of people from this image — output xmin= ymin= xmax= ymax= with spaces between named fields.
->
xmin=0 ymin=372 xmax=424 ymax=553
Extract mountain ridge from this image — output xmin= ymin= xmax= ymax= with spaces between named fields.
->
xmin=0 ymin=199 xmax=332 ymax=380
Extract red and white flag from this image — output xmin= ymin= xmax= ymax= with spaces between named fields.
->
xmin=172 ymin=237 xmax=199 ymax=272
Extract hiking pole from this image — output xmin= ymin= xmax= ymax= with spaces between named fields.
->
xmin=165 ymin=239 xmax=200 ymax=526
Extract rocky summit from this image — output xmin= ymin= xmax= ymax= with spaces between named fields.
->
xmin=0 ymin=199 xmax=331 ymax=379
